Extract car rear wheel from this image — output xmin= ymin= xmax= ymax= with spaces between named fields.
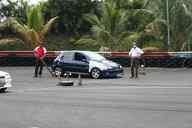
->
xmin=54 ymin=67 xmax=63 ymax=77
xmin=90 ymin=68 xmax=101 ymax=79
xmin=0 ymin=88 xmax=7 ymax=93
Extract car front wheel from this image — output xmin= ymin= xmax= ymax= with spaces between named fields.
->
xmin=90 ymin=68 xmax=101 ymax=79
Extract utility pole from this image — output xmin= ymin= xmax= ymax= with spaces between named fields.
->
xmin=166 ymin=0 xmax=171 ymax=51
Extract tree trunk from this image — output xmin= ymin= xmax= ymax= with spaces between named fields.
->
xmin=175 ymin=32 xmax=185 ymax=51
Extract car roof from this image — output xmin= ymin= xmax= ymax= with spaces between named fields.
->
xmin=59 ymin=50 xmax=96 ymax=53
xmin=57 ymin=51 xmax=96 ymax=59
xmin=56 ymin=50 xmax=106 ymax=61
xmin=58 ymin=50 xmax=97 ymax=55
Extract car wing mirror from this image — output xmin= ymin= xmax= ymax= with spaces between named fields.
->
xmin=82 ymin=59 xmax=88 ymax=63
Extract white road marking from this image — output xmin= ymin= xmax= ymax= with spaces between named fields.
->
xmin=11 ymin=86 xmax=192 ymax=93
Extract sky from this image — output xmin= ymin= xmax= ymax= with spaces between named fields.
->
xmin=2 ymin=0 xmax=103 ymax=5
xmin=1 ymin=0 xmax=47 ymax=5
xmin=0 ymin=0 xmax=46 ymax=22
xmin=28 ymin=0 xmax=47 ymax=5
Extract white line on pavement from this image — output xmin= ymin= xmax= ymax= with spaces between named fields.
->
xmin=11 ymin=86 xmax=192 ymax=93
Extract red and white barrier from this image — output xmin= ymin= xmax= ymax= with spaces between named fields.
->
xmin=0 ymin=51 xmax=192 ymax=59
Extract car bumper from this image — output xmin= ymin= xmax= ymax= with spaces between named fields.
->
xmin=102 ymin=68 xmax=124 ymax=77
xmin=0 ymin=77 xmax=12 ymax=89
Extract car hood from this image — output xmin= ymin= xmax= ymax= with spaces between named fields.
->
xmin=101 ymin=60 xmax=119 ymax=67
xmin=89 ymin=59 xmax=121 ymax=72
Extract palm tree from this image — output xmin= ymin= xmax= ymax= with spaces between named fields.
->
xmin=146 ymin=0 xmax=192 ymax=51
xmin=170 ymin=1 xmax=192 ymax=51
xmin=0 ymin=3 xmax=57 ymax=48
xmin=76 ymin=0 xmax=129 ymax=51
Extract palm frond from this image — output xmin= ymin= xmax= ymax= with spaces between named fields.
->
xmin=41 ymin=16 xmax=58 ymax=36
xmin=27 ymin=29 xmax=39 ymax=47
xmin=76 ymin=38 xmax=98 ymax=46
xmin=26 ymin=5 xmax=44 ymax=32
xmin=5 ymin=18 xmax=30 ymax=43
xmin=143 ymin=0 xmax=153 ymax=8
xmin=83 ymin=14 xmax=102 ymax=27
xmin=117 ymin=31 xmax=132 ymax=43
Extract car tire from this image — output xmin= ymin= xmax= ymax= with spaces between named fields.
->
xmin=54 ymin=67 xmax=63 ymax=77
xmin=0 ymin=88 xmax=7 ymax=93
xmin=90 ymin=68 xmax=101 ymax=79
xmin=57 ymin=81 xmax=74 ymax=86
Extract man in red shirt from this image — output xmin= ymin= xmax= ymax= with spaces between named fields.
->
xmin=33 ymin=42 xmax=47 ymax=77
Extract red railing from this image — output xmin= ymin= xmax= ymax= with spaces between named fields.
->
xmin=0 ymin=51 xmax=175 ymax=58
xmin=0 ymin=51 xmax=56 ymax=58
xmin=110 ymin=51 xmax=171 ymax=59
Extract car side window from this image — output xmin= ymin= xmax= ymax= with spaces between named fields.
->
xmin=74 ymin=53 xmax=87 ymax=62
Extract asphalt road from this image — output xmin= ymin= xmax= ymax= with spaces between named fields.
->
xmin=0 ymin=67 xmax=192 ymax=128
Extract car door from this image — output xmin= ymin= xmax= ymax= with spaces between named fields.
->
xmin=71 ymin=52 xmax=89 ymax=73
xmin=56 ymin=52 xmax=75 ymax=73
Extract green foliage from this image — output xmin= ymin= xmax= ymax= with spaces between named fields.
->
xmin=0 ymin=3 xmax=58 ymax=48
xmin=1 ymin=0 xmax=192 ymax=51
xmin=146 ymin=0 xmax=192 ymax=51
xmin=45 ymin=34 xmax=75 ymax=51
xmin=0 ymin=0 xmax=28 ymax=23
xmin=44 ymin=34 xmax=100 ymax=51
xmin=26 ymin=5 xmax=44 ymax=32
xmin=77 ymin=0 xmax=129 ymax=50
xmin=118 ymin=32 xmax=140 ymax=51
xmin=0 ymin=39 xmax=30 ymax=50
xmin=142 ymin=39 xmax=164 ymax=49
xmin=75 ymin=35 xmax=100 ymax=50
xmin=44 ymin=0 xmax=98 ymax=35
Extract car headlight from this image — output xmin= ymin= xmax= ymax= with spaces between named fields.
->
xmin=0 ymin=76 xmax=6 ymax=85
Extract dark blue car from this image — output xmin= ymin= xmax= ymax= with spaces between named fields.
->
xmin=52 ymin=51 xmax=123 ymax=79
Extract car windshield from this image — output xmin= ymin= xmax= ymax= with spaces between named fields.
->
xmin=84 ymin=51 xmax=106 ymax=61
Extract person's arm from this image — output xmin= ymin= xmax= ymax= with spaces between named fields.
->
xmin=139 ymin=48 xmax=144 ymax=54
xmin=33 ymin=47 xmax=40 ymax=58
xmin=139 ymin=48 xmax=144 ymax=59
xmin=44 ymin=47 xmax=47 ymax=54
xmin=129 ymin=48 xmax=133 ymax=56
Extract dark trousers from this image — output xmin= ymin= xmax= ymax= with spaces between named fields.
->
xmin=130 ymin=58 xmax=140 ymax=78
xmin=34 ymin=58 xmax=44 ymax=77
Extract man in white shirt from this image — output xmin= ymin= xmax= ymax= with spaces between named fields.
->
xmin=129 ymin=42 xmax=144 ymax=78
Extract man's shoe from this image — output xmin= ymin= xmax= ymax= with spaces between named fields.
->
xmin=33 ymin=75 xmax=38 ymax=78
xmin=129 ymin=76 xmax=134 ymax=79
